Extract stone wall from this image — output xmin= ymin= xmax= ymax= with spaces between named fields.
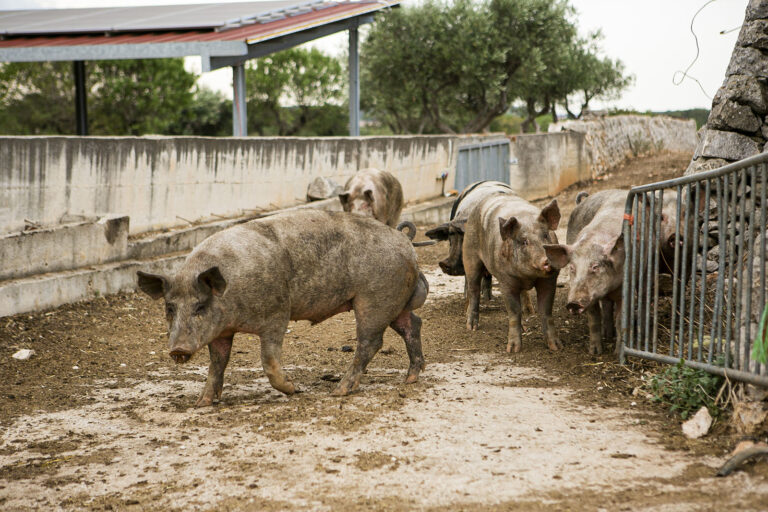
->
xmin=686 ymin=0 xmax=768 ymax=175
xmin=550 ymin=115 xmax=697 ymax=175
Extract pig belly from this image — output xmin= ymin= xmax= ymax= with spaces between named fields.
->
xmin=295 ymin=300 xmax=354 ymax=325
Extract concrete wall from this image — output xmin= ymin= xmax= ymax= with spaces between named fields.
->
xmin=0 ymin=135 xmax=461 ymax=235
xmin=549 ymin=115 xmax=697 ymax=175
xmin=508 ymin=131 xmax=590 ymax=200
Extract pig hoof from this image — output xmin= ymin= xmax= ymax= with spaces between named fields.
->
xmin=194 ymin=395 xmax=214 ymax=407
xmin=404 ymin=374 xmax=419 ymax=384
xmin=331 ymin=385 xmax=350 ymax=397
xmin=588 ymin=345 xmax=602 ymax=355
xmin=276 ymin=382 xmax=296 ymax=395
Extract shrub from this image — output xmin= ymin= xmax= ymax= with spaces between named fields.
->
xmin=648 ymin=359 xmax=723 ymax=419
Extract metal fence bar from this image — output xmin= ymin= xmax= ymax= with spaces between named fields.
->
xmin=669 ymin=184 xmax=682 ymax=357
xmin=696 ymin=180 xmax=710 ymax=363
xmin=621 ymin=153 xmax=768 ymax=387
xmin=651 ymin=189 xmax=663 ymax=354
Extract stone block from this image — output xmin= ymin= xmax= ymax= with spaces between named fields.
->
xmin=746 ymin=0 xmax=768 ymax=21
xmin=727 ymin=46 xmax=768 ymax=78
xmin=698 ymin=129 xmax=760 ymax=161
xmin=714 ymin=75 xmax=768 ymax=115
xmin=684 ymin=157 xmax=730 ymax=176
xmin=306 ymin=176 xmax=342 ymax=201
xmin=737 ymin=20 xmax=768 ymax=49
xmin=709 ymin=99 xmax=761 ymax=133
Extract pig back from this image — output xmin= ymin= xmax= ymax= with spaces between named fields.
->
xmin=452 ymin=181 xmax=513 ymax=222
xmin=192 ymin=210 xmax=420 ymax=321
xmin=566 ymin=189 xmax=628 ymax=245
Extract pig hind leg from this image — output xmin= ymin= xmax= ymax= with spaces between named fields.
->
xmin=389 ymin=311 xmax=425 ymax=384
xmin=481 ymin=273 xmax=493 ymax=301
xmin=196 ymin=334 xmax=234 ymax=407
xmin=333 ymin=321 xmax=386 ymax=396
xmin=465 ymin=261 xmax=485 ymax=331
xmin=259 ymin=324 xmax=296 ymax=395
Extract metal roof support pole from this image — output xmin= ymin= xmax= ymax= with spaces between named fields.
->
xmin=73 ymin=60 xmax=88 ymax=136
xmin=232 ymin=63 xmax=247 ymax=136
xmin=348 ymin=23 xmax=360 ymax=137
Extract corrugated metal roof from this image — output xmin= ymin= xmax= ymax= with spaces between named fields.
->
xmin=0 ymin=1 xmax=337 ymax=35
xmin=0 ymin=0 xmax=398 ymax=69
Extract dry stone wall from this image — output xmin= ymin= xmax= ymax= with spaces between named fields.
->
xmin=549 ymin=115 xmax=697 ymax=176
xmin=686 ymin=0 xmax=768 ymax=175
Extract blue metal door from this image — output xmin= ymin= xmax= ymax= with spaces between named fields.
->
xmin=454 ymin=139 xmax=510 ymax=191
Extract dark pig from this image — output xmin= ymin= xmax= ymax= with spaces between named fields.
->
xmin=137 ymin=210 xmax=428 ymax=406
xmin=462 ymin=194 xmax=562 ymax=353
xmin=426 ymin=181 xmax=513 ymax=301
xmin=544 ymin=189 xmax=628 ymax=355
xmin=339 ymin=168 xmax=404 ymax=227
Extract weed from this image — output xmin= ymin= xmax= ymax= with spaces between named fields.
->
xmin=648 ymin=359 xmax=724 ymax=419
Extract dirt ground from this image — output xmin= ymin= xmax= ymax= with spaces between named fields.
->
xmin=2 ymin=151 xmax=767 ymax=511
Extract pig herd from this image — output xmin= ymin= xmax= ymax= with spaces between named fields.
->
xmin=136 ymin=168 xmax=677 ymax=407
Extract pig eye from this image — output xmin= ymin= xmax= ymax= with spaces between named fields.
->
xmin=165 ymin=304 xmax=176 ymax=317
xmin=590 ymin=263 xmax=601 ymax=273
xmin=192 ymin=303 xmax=207 ymax=316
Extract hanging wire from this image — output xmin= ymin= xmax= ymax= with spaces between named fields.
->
xmin=672 ymin=0 xmax=719 ymax=101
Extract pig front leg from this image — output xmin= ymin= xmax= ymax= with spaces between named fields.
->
xmin=499 ymin=283 xmax=523 ymax=353
xmin=535 ymin=277 xmax=562 ymax=351
xmin=586 ymin=303 xmax=603 ymax=355
xmin=196 ymin=335 xmax=234 ymax=407
xmin=259 ymin=326 xmax=296 ymax=395
xmin=600 ymin=299 xmax=615 ymax=342
xmin=612 ymin=297 xmax=623 ymax=356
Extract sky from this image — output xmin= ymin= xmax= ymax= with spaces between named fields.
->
xmin=0 ymin=0 xmax=750 ymax=112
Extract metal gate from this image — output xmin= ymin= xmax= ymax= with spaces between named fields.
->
xmin=620 ymin=153 xmax=768 ymax=387
xmin=454 ymin=139 xmax=511 ymax=191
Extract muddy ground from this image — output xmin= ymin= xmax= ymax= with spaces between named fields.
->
xmin=1 ymin=152 xmax=767 ymax=511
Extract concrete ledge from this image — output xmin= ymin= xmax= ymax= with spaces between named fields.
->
xmin=0 ymin=253 xmax=185 ymax=318
xmin=0 ymin=215 xmax=129 ymax=281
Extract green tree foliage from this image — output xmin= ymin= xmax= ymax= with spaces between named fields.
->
xmin=245 ymin=47 xmax=347 ymax=136
xmin=0 ymin=61 xmax=77 ymax=134
xmin=0 ymin=59 xmax=196 ymax=135
xmin=362 ymin=0 xmax=632 ymax=134
xmin=168 ymin=87 xmax=232 ymax=136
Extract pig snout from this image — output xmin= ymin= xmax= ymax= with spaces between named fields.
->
xmin=566 ymin=302 xmax=586 ymax=315
xmin=169 ymin=348 xmax=193 ymax=364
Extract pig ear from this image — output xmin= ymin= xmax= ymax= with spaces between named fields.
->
xmin=197 ymin=266 xmax=227 ymax=297
xmin=544 ymin=244 xmax=570 ymax=269
xmin=364 ymin=189 xmax=374 ymax=202
xmin=538 ymin=199 xmax=561 ymax=230
xmin=605 ymin=234 xmax=625 ymax=260
xmin=137 ymin=271 xmax=168 ymax=299
xmin=449 ymin=218 xmax=467 ymax=235
xmin=498 ymin=217 xmax=519 ymax=241
xmin=338 ymin=192 xmax=350 ymax=207
xmin=425 ymin=225 xmax=450 ymax=241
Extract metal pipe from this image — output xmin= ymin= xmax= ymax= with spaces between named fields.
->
xmin=670 ymin=185 xmax=682 ymax=357
xmin=232 ymin=63 xmax=247 ymax=137
xmin=651 ymin=189 xmax=663 ymax=353
xmin=73 ymin=60 xmax=88 ymax=136
xmin=735 ymin=173 xmax=747 ymax=370
xmin=348 ymin=24 xmax=360 ymax=137
xmin=622 ymin=347 xmax=768 ymax=387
